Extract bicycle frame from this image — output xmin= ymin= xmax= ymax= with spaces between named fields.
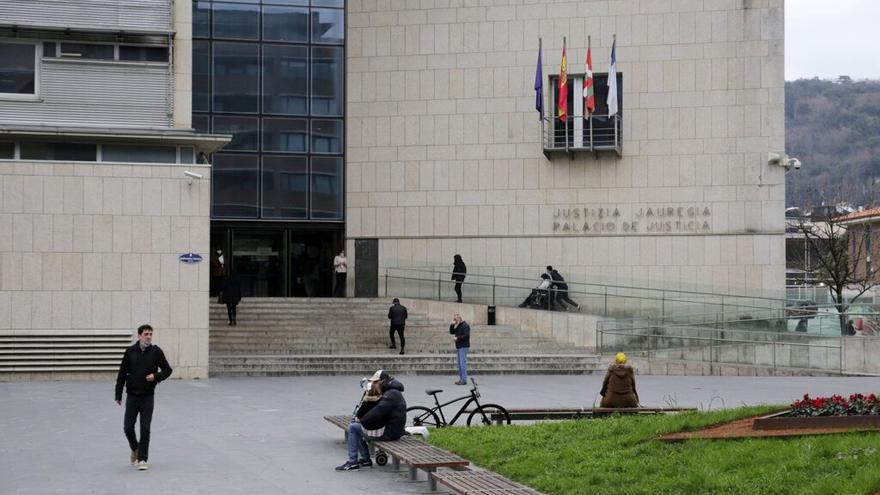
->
xmin=427 ymin=385 xmax=483 ymax=426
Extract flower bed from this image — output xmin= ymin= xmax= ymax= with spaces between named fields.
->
xmin=754 ymin=394 xmax=880 ymax=431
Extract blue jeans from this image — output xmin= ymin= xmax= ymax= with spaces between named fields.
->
xmin=456 ymin=347 xmax=469 ymax=382
xmin=346 ymin=422 xmax=370 ymax=463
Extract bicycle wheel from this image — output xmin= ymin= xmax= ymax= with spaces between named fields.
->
xmin=407 ymin=406 xmax=441 ymax=428
xmin=467 ymin=404 xmax=510 ymax=427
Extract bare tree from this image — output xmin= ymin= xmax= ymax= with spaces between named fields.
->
xmin=798 ymin=216 xmax=880 ymax=333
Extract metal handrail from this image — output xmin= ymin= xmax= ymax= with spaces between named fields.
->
xmin=384 ymin=266 xmax=789 ymax=305
xmin=542 ymin=115 xmax=622 ymax=153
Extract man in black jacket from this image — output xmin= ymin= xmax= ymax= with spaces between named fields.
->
xmin=336 ymin=370 xmax=407 ymax=471
xmin=450 ymin=313 xmax=470 ymax=385
xmin=547 ymin=266 xmax=580 ymax=311
xmin=387 ymin=298 xmax=408 ymax=354
xmin=115 ymin=324 xmax=173 ymax=471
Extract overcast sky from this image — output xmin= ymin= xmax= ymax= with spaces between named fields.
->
xmin=786 ymin=0 xmax=880 ymax=81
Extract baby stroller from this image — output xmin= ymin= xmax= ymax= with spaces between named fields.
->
xmin=354 ymin=375 xmax=390 ymax=466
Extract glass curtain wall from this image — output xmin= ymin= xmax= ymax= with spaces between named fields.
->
xmin=193 ymin=0 xmax=345 ymax=221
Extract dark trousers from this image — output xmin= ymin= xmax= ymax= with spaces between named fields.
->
xmin=556 ymin=291 xmax=579 ymax=309
xmin=390 ymin=325 xmax=405 ymax=350
xmin=454 ymin=282 xmax=462 ymax=302
xmin=335 ymin=272 xmax=347 ymax=297
xmin=124 ymin=394 xmax=155 ymax=462
xmin=226 ymin=303 xmax=237 ymax=324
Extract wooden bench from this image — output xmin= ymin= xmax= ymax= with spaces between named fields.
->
xmin=432 ymin=470 xmax=544 ymax=495
xmin=373 ymin=435 xmax=470 ymax=491
xmin=492 ymin=407 xmax=697 ymax=424
xmin=323 ymin=415 xmax=352 ymax=440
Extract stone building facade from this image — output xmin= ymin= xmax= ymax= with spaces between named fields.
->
xmin=345 ymin=0 xmax=786 ymax=298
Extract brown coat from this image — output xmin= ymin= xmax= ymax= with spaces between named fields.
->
xmin=600 ymin=364 xmax=639 ymax=408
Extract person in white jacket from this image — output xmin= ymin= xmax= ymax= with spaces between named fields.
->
xmin=518 ymin=273 xmax=553 ymax=309
xmin=333 ymin=250 xmax=347 ymax=297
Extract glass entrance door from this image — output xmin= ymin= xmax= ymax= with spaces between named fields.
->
xmin=289 ymin=231 xmax=338 ymax=297
xmin=232 ymin=232 xmax=284 ymax=297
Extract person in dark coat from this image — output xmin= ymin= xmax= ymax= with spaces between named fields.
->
xmin=519 ymin=273 xmax=552 ymax=309
xmin=387 ymin=298 xmax=408 ymax=354
xmin=115 ymin=324 xmax=173 ymax=471
xmin=452 ymin=254 xmax=467 ymax=303
xmin=600 ymin=353 xmax=640 ymax=408
xmin=222 ymin=273 xmax=242 ymax=326
xmin=450 ymin=313 xmax=470 ymax=385
xmin=336 ymin=370 xmax=407 ymax=471
xmin=547 ymin=266 xmax=580 ymax=311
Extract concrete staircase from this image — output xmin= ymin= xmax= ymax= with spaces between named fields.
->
xmin=209 ymin=298 xmax=601 ymax=376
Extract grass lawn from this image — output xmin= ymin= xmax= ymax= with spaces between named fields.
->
xmin=428 ymin=406 xmax=880 ymax=495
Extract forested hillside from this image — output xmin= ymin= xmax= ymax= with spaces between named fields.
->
xmin=785 ymin=78 xmax=880 ymax=207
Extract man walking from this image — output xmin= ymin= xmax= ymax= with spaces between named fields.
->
xmin=547 ymin=266 xmax=580 ymax=311
xmin=449 ymin=313 xmax=470 ymax=385
xmin=387 ymin=298 xmax=408 ymax=355
xmin=115 ymin=324 xmax=173 ymax=471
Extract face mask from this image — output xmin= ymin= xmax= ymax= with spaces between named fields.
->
xmin=216 ymin=250 xmax=221 ymax=254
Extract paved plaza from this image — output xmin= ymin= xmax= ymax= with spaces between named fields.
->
xmin=2 ymin=374 xmax=878 ymax=495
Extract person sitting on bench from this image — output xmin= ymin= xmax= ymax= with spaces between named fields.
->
xmin=335 ymin=370 xmax=407 ymax=471
xmin=599 ymin=353 xmax=640 ymax=408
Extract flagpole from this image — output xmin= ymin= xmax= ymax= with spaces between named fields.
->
xmin=588 ymin=35 xmax=593 ymax=150
xmin=563 ymin=36 xmax=568 ymax=153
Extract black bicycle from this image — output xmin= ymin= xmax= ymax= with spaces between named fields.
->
xmin=406 ymin=378 xmax=510 ymax=427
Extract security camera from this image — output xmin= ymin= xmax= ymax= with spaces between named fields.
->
xmin=787 ymin=158 xmax=801 ymax=170
xmin=184 ymin=171 xmax=203 ymax=180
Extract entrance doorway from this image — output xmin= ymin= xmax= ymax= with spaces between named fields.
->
xmin=210 ymin=223 xmax=343 ymax=297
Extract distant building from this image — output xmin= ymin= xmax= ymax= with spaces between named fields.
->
xmin=836 ymin=207 xmax=880 ymax=285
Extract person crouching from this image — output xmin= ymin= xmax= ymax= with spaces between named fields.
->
xmin=335 ymin=370 xmax=407 ymax=471
xmin=599 ymin=353 xmax=640 ymax=408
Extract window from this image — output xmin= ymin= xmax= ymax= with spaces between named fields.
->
xmin=60 ymin=43 xmax=114 ymax=60
xmin=43 ymin=42 xmax=57 ymax=58
xmin=310 ymin=156 xmax=342 ymax=219
xmin=263 ymin=118 xmax=308 ymax=153
xmin=0 ymin=142 xmax=14 ymax=159
xmin=310 ymin=119 xmax=342 ymax=153
xmin=193 ymin=0 xmax=211 ymax=38
xmin=546 ymin=72 xmax=623 ymax=153
xmin=20 ymin=142 xmax=97 ymax=161
xmin=311 ymin=9 xmax=344 ymax=45
xmin=310 ymin=46 xmax=342 ymax=116
xmin=193 ymin=41 xmax=211 ymax=112
xmin=213 ymin=42 xmax=259 ymax=113
xmin=213 ymin=115 xmax=259 ymax=151
xmin=192 ymin=114 xmax=210 ymax=133
xmin=262 ymin=44 xmax=308 ymax=115
xmin=263 ymin=6 xmax=309 ymax=43
xmin=262 ymin=155 xmax=308 ymax=218
xmin=0 ymin=43 xmax=36 ymax=95
xmin=213 ymin=2 xmax=259 ymax=40
xmin=102 ymin=145 xmax=177 ymax=163
xmin=180 ymin=147 xmax=195 ymax=164
xmin=212 ymin=154 xmax=260 ymax=218
xmin=119 ymin=46 xmax=168 ymax=62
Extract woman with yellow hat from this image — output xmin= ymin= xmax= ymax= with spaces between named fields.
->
xmin=599 ymin=353 xmax=640 ymax=408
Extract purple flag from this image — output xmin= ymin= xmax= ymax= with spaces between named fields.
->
xmin=534 ymin=43 xmax=543 ymax=120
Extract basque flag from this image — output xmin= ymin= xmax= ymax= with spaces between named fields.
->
xmin=584 ymin=46 xmax=595 ymax=115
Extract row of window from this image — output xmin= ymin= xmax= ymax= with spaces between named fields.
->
xmin=199 ymin=0 xmax=343 ymax=6
xmin=194 ymin=115 xmax=342 ymax=154
xmin=213 ymin=154 xmax=342 ymax=219
xmin=43 ymin=42 xmax=168 ymax=63
xmin=194 ymin=42 xmax=343 ymax=116
xmin=0 ymin=141 xmax=195 ymax=164
xmin=194 ymin=1 xmax=344 ymax=45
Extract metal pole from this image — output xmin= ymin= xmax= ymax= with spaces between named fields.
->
xmin=437 ymin=272 xmax=441 ymax=301
xmin=384 ymin=271 xmax=388 ymax=298
xmin=604 ymin=286 xmax=608 ymax=316
xmin=492 ymin=276 xmax=496 ymax=306
xmin=563 ymin=36 xmax=569 ymax=153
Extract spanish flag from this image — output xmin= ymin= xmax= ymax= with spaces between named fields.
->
xmin=557 ymin=40 xmax=567 ymax=122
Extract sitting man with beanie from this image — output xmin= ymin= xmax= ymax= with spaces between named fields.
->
xmin=599 ymin=353 xmax=640 ymax=408
xmin=335 ymin=370 xmax=407 ymax=471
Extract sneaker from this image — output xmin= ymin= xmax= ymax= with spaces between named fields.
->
xmin=137 ymin=461 xmax=148 ymax=471
xmin=335 ymin=460 xmax=359 ymax=471
xmin=454 ymin=380 xmax=467 ymax=385
xmin=399 ymin=349 xmax=405 ymax=355
xmin=389 ymin=344 xmax=396 ymax=349
xmin=130 ymin=451 xmax=137 ymax=466
xmin=358 ymin=458 xmax=373 ymax=468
